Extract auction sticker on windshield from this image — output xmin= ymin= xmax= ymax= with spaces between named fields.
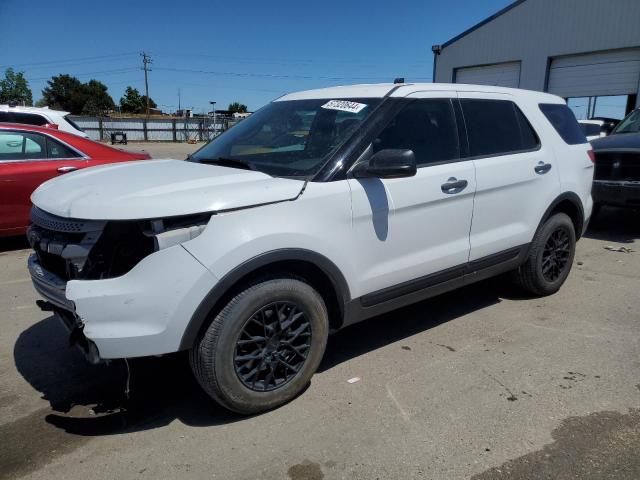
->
xmin=321 ymin=100 xmax=368 ymax=114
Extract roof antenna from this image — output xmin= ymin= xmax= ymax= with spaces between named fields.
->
xmin=394 ymin=78 xmax=405 ymax=84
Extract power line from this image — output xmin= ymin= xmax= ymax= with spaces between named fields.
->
xmin=0 ymin=52 xmax=139 ymax=70
xmin=154 ymin=66 xmax=430 ymax=82
xmin=27 ymin=67 xmax=139 ymax=82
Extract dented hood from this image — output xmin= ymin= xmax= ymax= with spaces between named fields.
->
xmin=31 ymin=159 xmax=305 ymax=220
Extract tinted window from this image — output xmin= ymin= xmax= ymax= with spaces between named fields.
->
xmin=373 ymin=99 xmax=459 ymax=167
xmin=0 ymin=112 xmax=48 ymax=126
xmin=461 ymin=99 xmax=540 ymax=157
xmin=580 ymin=123 xmax=602 ymax=137
xmin=46 ymin=137 xmax=80 ymax=158
xmin=539 ymin=104 xmax=587 ymax=145
xmin=0 ymin=131 xmax=46 ymax=160
xmin=12 ymin=112 xmax=49 ymax=126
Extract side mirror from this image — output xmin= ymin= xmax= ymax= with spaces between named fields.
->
xmin=43 ymin=123 xmax=59 ymax=130
xmin=352 ymin=149 xmax=417 ymax=179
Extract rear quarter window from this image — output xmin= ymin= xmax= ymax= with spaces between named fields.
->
xmin=460 ymin=99 xmax=540 ymax=157
xmin=539 ymin=104 xmax=587 ymax=145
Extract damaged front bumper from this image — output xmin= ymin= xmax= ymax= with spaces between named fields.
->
xmin=29 ymin=253 xmax=101 ymax=363
xmin=28 ymin=243 xmax=218 ymax=362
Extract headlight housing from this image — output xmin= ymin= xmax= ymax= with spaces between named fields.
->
xmin=146 ymin=212 xmax=212 ymax=251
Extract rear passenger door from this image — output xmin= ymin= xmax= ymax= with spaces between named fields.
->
xmin=347 ymin=92 xmax=476 ymax=298
xmin=458 ymin=92 xmax=561 ymax=262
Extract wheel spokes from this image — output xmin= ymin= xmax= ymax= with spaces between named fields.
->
xmin=234 ymin=301 xmax=312 ymax=392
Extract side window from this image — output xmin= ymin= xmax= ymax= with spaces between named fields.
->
xmin=0 ymin=131 xmax=46 ymax=160
xmin=461 ymin=99 xmax=540 ymax=157
xmin=46 ymin=137 xmax=80 ymax=159
xmin=539 ymin=104 xmax=588 ymax=144
xmin=13 ymin=113 xmax=49 ymax=126
xmin=373 ymin=99 xmax=460 ymax=167
xmin=0 ymin=112 xmax=11 ymax=122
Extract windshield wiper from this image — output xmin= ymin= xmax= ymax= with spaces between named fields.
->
xmin=196 ymin=157 xmax=257 ymax=171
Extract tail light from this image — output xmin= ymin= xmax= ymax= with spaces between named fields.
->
xmin=587 ymin=149 xmax=595 ymax=164
xmin=43 ymin=123 xmax=59 ymax=130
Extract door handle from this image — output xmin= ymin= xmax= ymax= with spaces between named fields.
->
xmin=441 ymin=177 xmax=468 ymax=194
xmin=534 ymin=162 xmax=552 ymax=175
xmin=57 ymin=166 xmax=78 ymax=173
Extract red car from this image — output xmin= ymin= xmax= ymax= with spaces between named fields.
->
xmin=0 ymin=123 xmax=151 ymax=236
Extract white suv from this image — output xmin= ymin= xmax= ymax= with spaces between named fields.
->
xmin=0 ymin=104 xmax=88 ymax=137
xmin=27 ymin=83 xmax=594 ymax=413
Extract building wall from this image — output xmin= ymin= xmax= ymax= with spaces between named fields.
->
xmin=434 ymin=0 xmax=640 ymax=93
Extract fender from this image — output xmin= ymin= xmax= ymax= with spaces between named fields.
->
xmin=538 ymin=191 xmax=585 ymax=239
xmin=179 ymin=249 xmax=351 ymax=350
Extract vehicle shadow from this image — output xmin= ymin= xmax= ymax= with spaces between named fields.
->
xmin=0 ymin=235 xmax=29 ymax=253
xmin=584 ymin=206 xmax=640 ymax=243
xmin=14 ymin=279 xmax=506 ymax=436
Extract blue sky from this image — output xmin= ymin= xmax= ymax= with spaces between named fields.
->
xmin=0 ymin=0 xmax=515 ymax=113
xmin=0 ymin=0 xmax=628 ymax=118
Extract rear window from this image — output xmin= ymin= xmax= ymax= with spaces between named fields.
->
xmin=460 ymin=99 xmax=540 ymax=157
xmin=539 ymin=104 xmax=587 ymax=145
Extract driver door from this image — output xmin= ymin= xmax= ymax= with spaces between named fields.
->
xmin=347 ymin=92 xmax=476 ymax=304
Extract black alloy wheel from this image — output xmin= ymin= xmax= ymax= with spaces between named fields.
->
xmin=541 ymin=227 xmax=571 ymax=282
xmin=234 ymin=301 xmax=312 ymax=392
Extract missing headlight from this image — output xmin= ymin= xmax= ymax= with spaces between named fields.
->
xmin=145 ymin=212 xmax=213 ymax=251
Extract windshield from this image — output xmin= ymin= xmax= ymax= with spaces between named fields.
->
xmin=613 ymin=110 xmax=640 ymax=134
xmin=189 ymin=98 xmax=381 ymax=177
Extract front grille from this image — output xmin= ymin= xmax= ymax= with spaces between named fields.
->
xmin=30 ymin=207 xmax=105 ymax=233
xmin=28 ymin=208 xmax=106 ymax=281
xmin=28 ymin=206 xmax=155 ymax=282
xmin=594 ymin=152 xmax=640 ymax=181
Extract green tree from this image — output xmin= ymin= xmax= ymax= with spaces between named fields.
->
xmin=228 ymin=102 xmax=248 ymax=114
xmin=40 ymin=75 xmax=115 ymax=115
xmin=0 ymin=68 xmax=33 ymax=105
xmin=119 ymin=86 xmax=156 ymax=113
xmin=81 ymin=80 xmax=115 ymax=115
xmin=141 ymin=95 xmax=157 ymax=110
xmin=41 ymin=74 xmax=87 ymax=113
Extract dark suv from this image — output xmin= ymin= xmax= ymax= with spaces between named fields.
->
xmin=591 ymin=108 xmax=640 ymax=214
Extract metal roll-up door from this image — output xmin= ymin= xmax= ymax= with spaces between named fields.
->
xmin=547 ymin=48 xmax=640 ymax=98
xmin=454 ymin=62 xmax=521 ymax=88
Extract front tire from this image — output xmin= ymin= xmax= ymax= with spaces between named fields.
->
xmin=511 ymin=212 xmax=576 ymax=296
xmin=190 ymin=277 xmax=328 ymax=414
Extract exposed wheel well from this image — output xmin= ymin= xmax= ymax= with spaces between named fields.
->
xmin=231 ymin=260 xmax=344 ymax=330
xmin=547 ymin=198 xmax=583 ymax=239
xmin=183 ymin=259 xmax=345 ymax=349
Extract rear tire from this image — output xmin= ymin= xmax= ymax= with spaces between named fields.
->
xmin=190 ymin=277 xmax=328 ymax=414
xmin=511 ymin=212 xmax=576 ymax=296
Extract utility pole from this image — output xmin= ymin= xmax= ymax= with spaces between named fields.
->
xmin=178 ymin=88 xmax=181 ymax=113
xmin=210 ymin=100 xmax=216 ymax=139
xmin=141 ymin=52 xmax=152 ymax=118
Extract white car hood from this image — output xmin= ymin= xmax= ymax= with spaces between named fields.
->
xmin=31 ymin=159 xmax=305 ymax=220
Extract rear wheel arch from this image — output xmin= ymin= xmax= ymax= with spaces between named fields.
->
xmin=179 ymin=249 xmax=350 ymax=350
xmin=539 ymin=192 xmax=585 ymax=240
